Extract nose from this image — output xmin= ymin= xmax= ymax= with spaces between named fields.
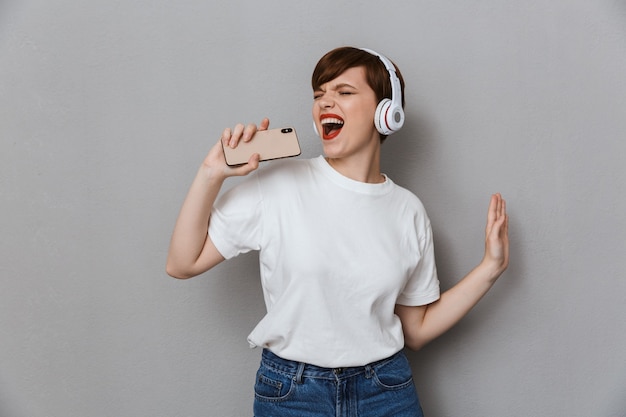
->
xmin=317 ymin=95 xmax=334 ymax=109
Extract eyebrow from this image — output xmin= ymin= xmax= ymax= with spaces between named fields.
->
xmin=315 ymin=82 xmax=358 ymax=92
xmin=332 ymin=83 xmax=357 ymax=90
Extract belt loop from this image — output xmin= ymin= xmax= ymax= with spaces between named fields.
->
xmin=365 ymin=365 xmax=373 ymax=379
xmin=295 ymin=361 xmax=305 ymax=384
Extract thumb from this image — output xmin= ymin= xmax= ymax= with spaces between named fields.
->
xmin=230 ymin=153 xmax=261 ymax=177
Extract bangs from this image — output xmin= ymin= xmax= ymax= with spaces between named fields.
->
xmin=311 ymin=47 xmax=389 ymax=102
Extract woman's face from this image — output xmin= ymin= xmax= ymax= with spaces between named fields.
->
xmin=312 ymin=66 xmax=380 ymax=160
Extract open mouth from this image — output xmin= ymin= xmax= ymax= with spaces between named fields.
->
xmin=320 ymin=114 xmax=344 ymax=140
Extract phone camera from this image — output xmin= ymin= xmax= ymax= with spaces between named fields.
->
xmin=281 ymin=128 xmax=293 ymax=133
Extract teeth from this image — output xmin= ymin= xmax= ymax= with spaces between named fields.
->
xmin=321 ymin=117 xmax=344 ymax=125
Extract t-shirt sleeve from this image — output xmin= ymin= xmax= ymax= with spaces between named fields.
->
xmin=208 ymin=173 xmax=264 ymax=260
xmin=396 ymin=216 xmax=440 ymax=306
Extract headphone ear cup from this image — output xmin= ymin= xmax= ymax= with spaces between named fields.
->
xmin=374 ymin=99 xmax=393 ymax=135
xmin=386 ymin=103 xmax=405 ymax=132
xmin=374 ymin=98 xmax=405 ymax=136
xmin=313 ymin=120 xmax=319 ymax=137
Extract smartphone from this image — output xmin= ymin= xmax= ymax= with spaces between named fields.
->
xmin=222 ymin=127 xmax=301 ymax=166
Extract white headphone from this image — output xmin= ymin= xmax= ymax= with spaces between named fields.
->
xmin=361 ymin=48 xmax=405 ymax=135
xmin=313 ymin=48 xmax=405 ymax=137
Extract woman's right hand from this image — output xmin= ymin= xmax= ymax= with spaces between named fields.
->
xmin=202 ymin=118 xmax=271 ymax=180
xmin=166 ymin=117 xmax=271 ymax=279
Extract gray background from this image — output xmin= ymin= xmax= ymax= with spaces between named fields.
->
xmin=1 ymin=0 xmax=625 ymax=416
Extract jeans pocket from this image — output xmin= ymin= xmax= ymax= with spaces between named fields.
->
xmin=254 ymin=366 xmax=295 ymax=401
xmin=371 ymin=353 xmax=415 ymax=391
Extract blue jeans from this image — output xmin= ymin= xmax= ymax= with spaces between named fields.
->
xmin=253 ymin=349 xmax=424 ymax=417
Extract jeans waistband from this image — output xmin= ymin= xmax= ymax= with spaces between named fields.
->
xmin=260 ymin=349 xmax=404 ymax=382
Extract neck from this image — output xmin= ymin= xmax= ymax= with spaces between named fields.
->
xmin=325 ymin=147 xmax=383 ymax=184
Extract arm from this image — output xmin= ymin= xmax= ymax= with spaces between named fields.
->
xmin=165 ymin=119 xmax=270 ymax=279
xmin=395 ymin=193 xmax=510 ymax=350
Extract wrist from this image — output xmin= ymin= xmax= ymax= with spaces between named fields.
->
xmin=193 ymin=166 xmax=227 ymax=193
xmin=477 ymin=257 xmax=506 ymax=283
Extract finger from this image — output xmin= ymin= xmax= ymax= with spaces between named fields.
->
xmin=501 ymin=213 xmax=508 ymax=230
xmin=221 ymin=127 xmax=232 ymax=145
xmin=486 ymin=194 xmax=498 ymax=231
xmin=495 ymin=193 xmax=503 ymax=216
xmin=504 ymin=214 xmax=510 ymax=258
xmin=496 ymin=212 xmax=510 ymax=268
xmin=247 ymin=152 xmax=261 ymax=170
xmin=501 ymin=197 xmax=509 ymax=238
xmin=494 ymin=196 xmax=508 ymax=229
xmin=231 ymin=153 xmax=260 ymax=176
xmin=242 ymin=123 xmax=258 ymax=142
xmin=229 ymin=123 xmax=245 ymax=148
xmin=259 ymin=117 xmax=270 ymax=131
xmin=493 ymin=201 xmax=509 ymax=249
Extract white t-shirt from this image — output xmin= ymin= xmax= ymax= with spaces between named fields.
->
xmin=209 ymin=156 xmax=440 ymax=368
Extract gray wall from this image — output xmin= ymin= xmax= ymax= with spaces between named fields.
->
xmin=1 ymin=0 xmax=625 ymax=416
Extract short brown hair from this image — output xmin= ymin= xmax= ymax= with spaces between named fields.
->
xmin=311 ymin=46 xmax=405 ymax=141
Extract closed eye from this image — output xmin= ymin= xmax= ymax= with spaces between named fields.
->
xmin=313 ymin=88 xmax=326 ymax=100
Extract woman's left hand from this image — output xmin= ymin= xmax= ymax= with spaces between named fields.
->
xmin=482 ymin=193 xmax=510 ymax=277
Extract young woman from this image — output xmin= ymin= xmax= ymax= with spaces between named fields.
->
xmin=167 ymin=46 xmax=509 ymax=417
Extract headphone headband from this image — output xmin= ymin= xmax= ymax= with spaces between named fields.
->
xmin=359 ymin=48 xmax=405 ymax=135
xmin=359 ymin=48 xmax=402 ymax=107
